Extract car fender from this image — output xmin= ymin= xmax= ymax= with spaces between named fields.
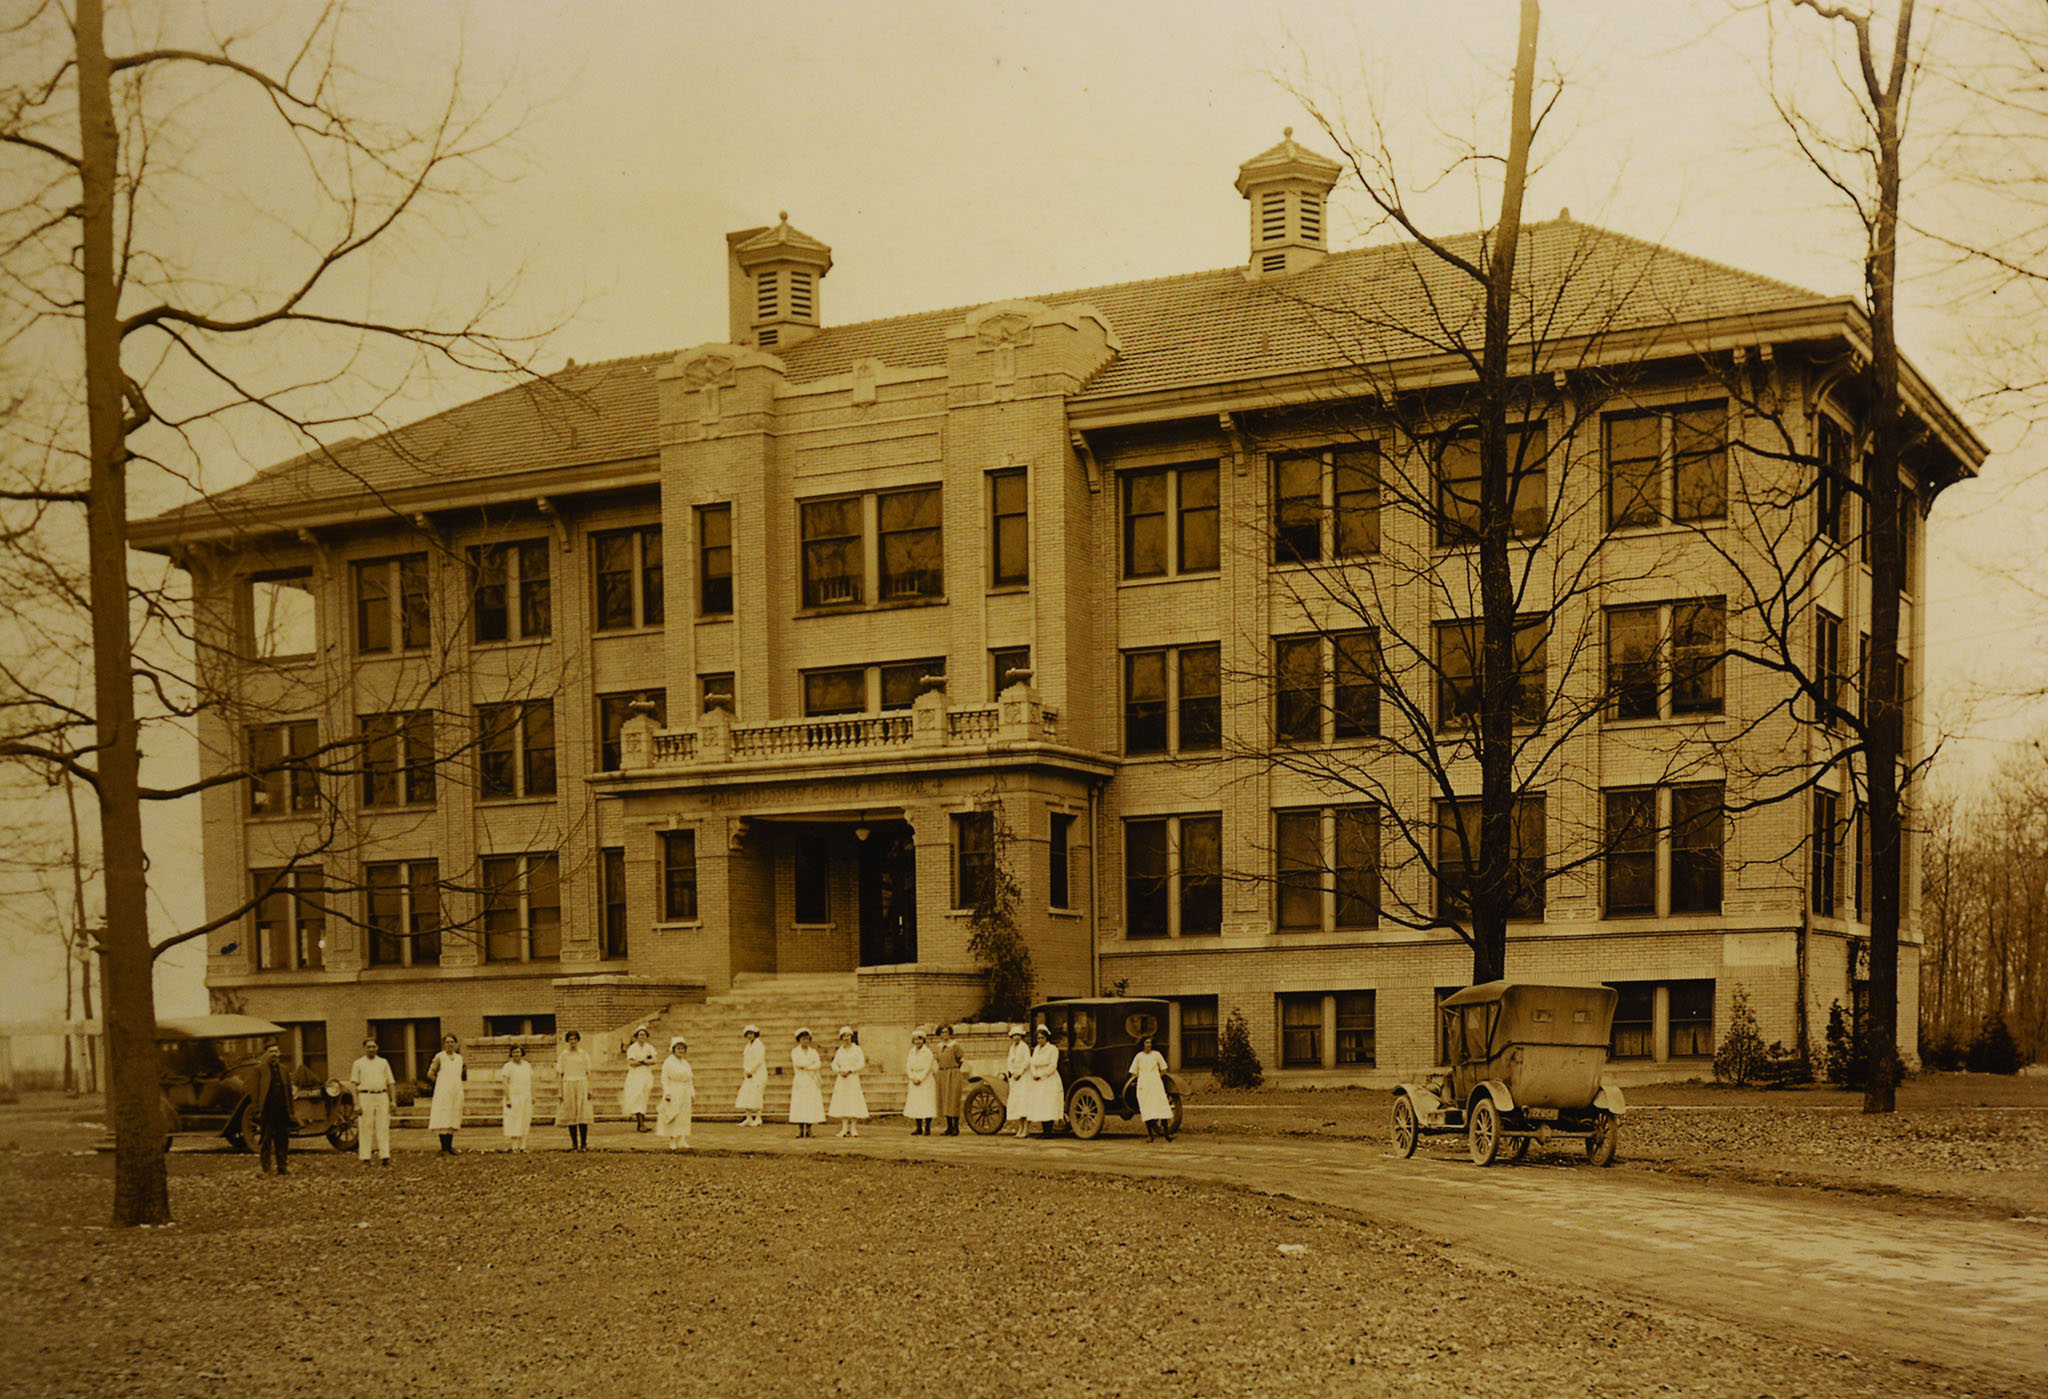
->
xmin=1068 ymin=1074 xmax=1116 ymax=1105
xmin=1394 ymin=1082 xmax=1445 ymax=1118
xmin=1159 ymin=1071 xmax=1185 ymax=1099
xmin=1470 ymin=1079 xmax=1517 ymax=1116
xmin=965 ymin=1071 xmax=1009 ymax=1104
xmin=1593 ymin=1081 xmax=1627 ymax=1115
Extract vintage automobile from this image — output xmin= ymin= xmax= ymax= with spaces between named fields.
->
xmin=1391 ymin=982 xmax=1625 ymax=1166
xmin=157 ymin=1014 xmax=358 ymax=1152
xmin=962 ymin=997 xmax=1185 ymax=1139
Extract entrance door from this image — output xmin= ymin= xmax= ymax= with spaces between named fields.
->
xmin=858 ymin=823 xmax=917 ymax=966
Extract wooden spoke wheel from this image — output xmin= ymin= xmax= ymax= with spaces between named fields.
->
xmin=1468 ymin=1096 xmax=1502 ymax=1167
xmin=1392 ymin=1096 xmax=1420 ymax=1158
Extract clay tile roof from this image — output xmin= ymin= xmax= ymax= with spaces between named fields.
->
xmin=735 ymin=217 xmax=832 ymax=259
xmin=136 ymin=219 xmax=1836 ymax=543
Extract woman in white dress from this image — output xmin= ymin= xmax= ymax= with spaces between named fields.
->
xmin=734 ymin=1025 xmax=767 ymax=1127
xmin=621 ymin=1027 xmax=658 ymax=1133
xmin=1002 ymin=1025 xmax=1032 ymax=1137
xmin=499 ymin=1044 xmax=534 ymax=1151
xmin=829 ymin=1026 xmax=868 ymax=1138
xmin=427 ymin=1034 xmax=466 ymax=1155
xmin=902 ymin=1027 xmax=937 ymax=1135
xmin=555 ymin=1029 xmax=594 ymax=1151
xmin=1025 ymin=1024 xmax=1064 ymax=1136
xmin=657 ymin=1037 xmax=695 ymax=1150
xmin=1131 ymin=1034 xmax=1173 ymax=1142
xmin=788 ymin=1028 xmax=826 ymax=1138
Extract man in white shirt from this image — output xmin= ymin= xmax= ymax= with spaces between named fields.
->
xmin=349 ymin=1037 xmax=397 ymax=1165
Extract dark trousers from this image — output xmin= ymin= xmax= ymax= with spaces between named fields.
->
xmin=259 ymin=1108 xmax=293 ymax=1173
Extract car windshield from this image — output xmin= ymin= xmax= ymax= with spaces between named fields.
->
xmin=1123 ymin=1010 xmax=1160 ymax=1042
xmin=1069 ymin=1010 xmax=1096 ymax=1050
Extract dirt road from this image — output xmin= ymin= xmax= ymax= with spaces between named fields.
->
xmin=660 ymin=1117 xmax=2048 ymax=1386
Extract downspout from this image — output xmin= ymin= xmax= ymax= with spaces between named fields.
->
xmin=1796 ymin=910 xmax=1811 ymax=1068
xmin=1089 ymin=778 xmax=1102 ymax=996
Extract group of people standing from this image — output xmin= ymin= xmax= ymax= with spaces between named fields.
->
xmin=332 ymin=1018 xmax=1175 ymax=1162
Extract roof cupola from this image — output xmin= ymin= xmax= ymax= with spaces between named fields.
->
xmin=1234 ymin=128 xmax=1342 ymax=277
xmin=726 ymin=213 xmax=832 ymax=349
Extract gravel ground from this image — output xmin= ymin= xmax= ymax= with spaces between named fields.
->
xmin=1188 ymin=1075 xmax=2048 ymax=1219
xmin=0 ymin=1147 xmax=2010 ymax=1399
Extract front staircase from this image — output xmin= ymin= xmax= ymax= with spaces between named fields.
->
xmin=586 ymin=973 xmax=907 ymax=1123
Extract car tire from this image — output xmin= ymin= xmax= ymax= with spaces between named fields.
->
xmin=1067 ymin=1084 xmax=1106 ymax=1140
xmin=963 ymin=1084 xmax=1006 ymax=1135
xmin=1585 ymin=1110 xmax=1619 ymax=1167
xmin=1468 ymin=1096 xmax=1502 ymax=1167
xmin=1508 ymin=1134 xmax=1532 ymax=1163
xmin=327 ymin=1116 xmax=359 ymax=1152
xmin=1166 ymin=1092 xmax=1183 ymax=1139
xmin=1392 ymin=1095 xmax=1420 ymax=1158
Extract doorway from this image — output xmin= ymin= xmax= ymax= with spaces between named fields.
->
xmin=857 ymin=822 xmax=917 ymax=966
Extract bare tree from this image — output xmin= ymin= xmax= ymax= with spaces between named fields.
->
xmin=0 ymin=0 xmax=545 ymax=1223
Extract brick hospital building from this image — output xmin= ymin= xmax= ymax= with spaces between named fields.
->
xmin=135 ymin=135 xmax=1981 ymax=1087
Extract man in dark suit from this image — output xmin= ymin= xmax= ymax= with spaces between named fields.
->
xmin=250 ymin=1042 xmax=297 ymax=1176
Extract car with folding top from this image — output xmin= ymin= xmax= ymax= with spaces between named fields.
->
xmin=1391 ymin=981 xmax=1625 ymax=1166
xmin=963 ymin=997 xmax=1185 ymax=1138
xmin=156 ymin=1013 xmax=358 ymax=1152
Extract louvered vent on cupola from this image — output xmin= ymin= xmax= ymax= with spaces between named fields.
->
xmin=726 ymin=213 xmax=834 ymax=349
xmin=1234 ymin=127 xmax=1342 ymax=278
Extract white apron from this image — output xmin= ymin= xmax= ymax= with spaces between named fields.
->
xmin=427 ymin=1051 xmax=465 ymax=1131
xmin=902 ymin=1044 xmax=937 ymax=1120
xmin=1132 ymin=1048 xmax=1172 ymax=1121
xmin=788 ymin=1044 xmax=826 ymax=1124
xmin=829 ymin=1043 xmax=868 ymax=1119
xmin=657 ymin=1055 xmax=695 ymax=1141
xmin=500 ymin=1060 xmax=534 ymax=1137
xmin=735 ymin=1038 xmax=767 ymax=1113
xmin=621 ymin=1040 xmax=658 ymax=1116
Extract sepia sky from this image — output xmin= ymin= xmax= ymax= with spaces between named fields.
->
xmin=6 ymin=0 xmax=2046 ymax=1022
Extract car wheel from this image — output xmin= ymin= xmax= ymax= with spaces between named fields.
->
xmin=1067 ymin=1084 xmax=1106 ymax=1140
xmin=1585 ymin=1111 xmax=1619 ymax=1167
xmin=327 ymin=1116 xmax=359 ymax=1152
xmin=223 ymin=1105 xmax=252 ymax=1154
xmin=1166 ymin=1092 xmax=1184 ymax=1138
xmin=1392 ymin=1095 xmax=1420 ymax=1158
xmin=963 ymin=1084 xmax=1006 ymax=1136
xmin=1508 ymin=1134 xmax=1532 ymax=1163
xmin=1468 ymin=1096 xmax=1502 ymax=1167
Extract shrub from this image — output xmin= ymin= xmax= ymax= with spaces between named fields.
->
xmin=1823 ymin=999 xmax=1859 ymax=1087
xmin=392 ymin=1080 xmax=420 ymax=1109
xmin=1755 ymin=1040 xmax=1813 ymax=1087
xmin=1919 ymin=1032 xmax=1968 ymax=1073
xmin=1712 ymin=987 xmax=1768 ymax=1086
xmin=965 ymin=798 xmax=1035 ymax=1023
xmin=1967 ymin=1016 xmax=2027 ymax=1075
xmin=1213 ymin=1008 xmax=1264 ymax=1089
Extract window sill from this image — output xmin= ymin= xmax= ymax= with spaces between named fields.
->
xmin=1603 ymin=712 xmax=1727 ymax=730
xmin=355 ymin=647 xmax=434 ymax=660
xmin=475 ymin=795 xmax=558 ymax=808
xmin=652 ymin=920 xmax=703 ymax=932
xmin=985 ymin=583 xmax=1031 ymax=597
xmin=470 ymin=635 xmax=553 ymax=651
xmin=795 ymin=595 xmax=948 ymax=618
xmin=593 ymin=623 xmax=665 ymax=638
xmin=241 ymin=654 xmax=316 ymax=670
xmin=695 ymin=612 xmax=734 ymax=624
xmin=1116 ymin=571 xmax=1219 ymax=589
xmin=1269 ymin=553 xmax=1379 ymax=572
xmin=1605 ymin=517 xmax=1728 ymax=537
xmin=360 ymin=802 xmax=440 ymax=815
xmin=790 ymin=922 xmax=837 ymax=933
xmin=246 ymin=810 xmax=321 ymax=823
xmin=362 ymin=963 xmax=444 ymax=975
xmin=1118 ymin=749 xmax=1223 ymax=763
xmin=1049 ymin=906 xmax=1082 ymax=920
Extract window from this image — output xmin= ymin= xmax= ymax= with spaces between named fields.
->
xmin=1609 ymin=982 xmax=1655 ymax=1059
xmin=477 ymin=701 xmax=555 ymax=799
xmin=991 ymin=646 xmax=1032 ymax=694
xmin=1435 ymin=618 xmax=1547 ymax=729
xmin=1670 ymin=784 xmax=1725 ymax=915
xmin=1123 ymin=644 xmax=1220 ymax=755
xmin=1812 ymin=789 xmax=1840 ymax=916
xmin=1122 ymin=814 xmax=1221 ymax=939
xmin=1435 ymin=424 xmax=1548 ymax=545
xmin=1604 ymin=403 xmax=1728 ymax=528
xmin=954 ymin=812 xmax=995 ymax=909
xmin=1817 ymin=416 xmax=1850 ymax=545
xmin=366 ymin=859 xmax=440 ymax=967
xmin=1271 ymin=443 xmax=1380 ymax=563
xmin=1605 ymin=600 xmax=1725 ymax=721
xmin=484 ymin=1014 xmax=557 ymax=1038
xmin=878 ymin=486 xmax=943 ymax=600
xmin=1816 ymin=610 xmax=1842 ymax=726
xmin=247 ymin=721 xmax=318 ymax=816
xmin=1335 ymin=991 xmax=1376 ymax=1066
xmin=1121 ymin=462 xmax=1218 ymax=578
xmin=245 ymin=571 xmax=316 ymax=660
xmin=483 ymin=854 xmax=561 ymax=961
xmin=699 ymin=674 xmax=734 ymax=714
xmin=1273 ymin=631 xmax=1380 ymax=743
xmin=1852 ymin=806 xmax=1869 ymax=922
xmin=1275 ymin=807 xmax=1380 ymax=931
xmin=359 ymin=711 xmax=435 ymax=808
xmin=698 ymin=505 xmax=733 ymax=616
xmin=1669 ymin=980 xmax=1715 ymax=1057
xmin=1049 ymin=812 xmax=1075 ymax=910
xmin=468 ymin=540 xmax=551 ymax=643
xmin=881 ymin=658 xmax=945 ymax=711
xmin=601 ymin=848 xmax=628 ymax=960
xmin=1603 ymin=789 xmax=1657 ymax=917
xmin=660 ymin=831 xmax=698 ymax=922
xmin=353 ymin=555 xmax=429 ymax=654
xmin=803 ymin=667 xmax=867 ymax=717
xmin=801 ymin=496 xmax=864 ymax=606
xmin=1175 ymin=997 xmax=1218 ymax=1069
xmin=252 ymin=866 xmax=325 ymax=971
xmin=593 ymin=525 xmax=664 ymax=630
xmin=794 ymin=842 xmax=831 ymax=923
xmin=596 ymin=691 xmax=667 ymax=772
xmin=1436 ymin=796 xmax=1546 ymax=921
xmin=371 ymin=1017 xmax=440 ymax=1085
xmin=1280 ymin=993 xmax=1323 ymax=1067
xmin=277 ymin=1021 xmax=328 ymax=1079
xmin=990 ymin=469 xmax=1029 ymax=587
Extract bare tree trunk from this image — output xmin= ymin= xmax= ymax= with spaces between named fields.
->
xmin=1469 ymin=0 xmax=1541 ymax=985
xmin=75 ymin=0 xmax=168 ymax=1223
